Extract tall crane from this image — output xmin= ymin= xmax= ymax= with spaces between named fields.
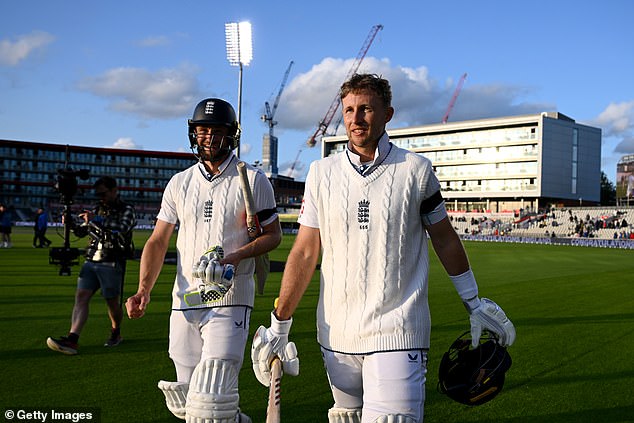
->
xmin=261 ymin=60 xmax=294 ymax=138
xmin=286 ymin=148 xmax=303 ymax=178
xmin=305 ymin=24 xmax=383 ymax=147
xmin=442 ymin=72 xmax=467 ymax=124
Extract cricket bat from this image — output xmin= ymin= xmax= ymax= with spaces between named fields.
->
xmin=266 ymin=357 xmax=283 ymax=423
xmin=236 ymin=160 xmax=269 ymax=294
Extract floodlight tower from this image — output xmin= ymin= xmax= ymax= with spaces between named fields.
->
xmin=225 ymin=21 xmax=253 ymax=157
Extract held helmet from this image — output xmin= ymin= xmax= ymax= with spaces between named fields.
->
xmin=188 ymin=98 xmax=241 ymax=151
xmin=438 ymin=330 xmax=512 ymax=406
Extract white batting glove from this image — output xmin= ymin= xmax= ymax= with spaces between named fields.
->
xmin=192 ymin=246 xmax=225 ymax=279
xmin=192 ymin=246 xmax=233 ymax=286
xmin=251 ymin=312 xmax=299 ymax=386
xmin=468 ymin=297 xmax=516 ymax=348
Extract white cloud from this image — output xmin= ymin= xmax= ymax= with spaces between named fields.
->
xmin=0 ymin=31 xmax=55 ymax=66
xmin=274 ymin=56 xmax=554 ymax=134
xmin=109 ymin=137 xmax=141 ymax=150
xmin=240 ymin=143 xmax=252 ymax=156
xmin=76 ymin=64 xmax=202 ymax=119
xmin=278 ymin=159 xmax=306 ymax=179
xmin=594 ymin=101 xmax=634 ymax=137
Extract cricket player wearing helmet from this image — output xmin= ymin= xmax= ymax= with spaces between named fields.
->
xmin=251 ymin=74 xmax=515 ymax=423
xmin=127 ymin=98 xmax=282 ymax=422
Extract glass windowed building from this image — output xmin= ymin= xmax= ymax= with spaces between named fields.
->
xmin=0 ymin=139 xmax=196 ymax=222
xmin=322 ymin=112 xmax=601 ymax=212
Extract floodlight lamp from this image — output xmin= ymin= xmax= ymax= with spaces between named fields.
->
xmin=225 ymin=21 xmax=253 ymax=66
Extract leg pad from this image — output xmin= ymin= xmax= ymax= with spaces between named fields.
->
xmin=158 ymin=380 xmax=188 ymax=420
xmin=328 ymin=407 xmax=362 ymax=423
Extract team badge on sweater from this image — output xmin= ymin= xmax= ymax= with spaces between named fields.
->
xmin=358 ymin=199 xmax=370 ymax=230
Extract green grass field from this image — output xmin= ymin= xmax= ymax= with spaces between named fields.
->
xmin=1 ymin=226 xmax=633 ymax=422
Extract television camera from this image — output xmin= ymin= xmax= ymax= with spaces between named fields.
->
xmin=49 ymin=163 xmax=90 ymax=276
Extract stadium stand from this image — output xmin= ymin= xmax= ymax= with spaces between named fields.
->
xmin=449 ymin=207 xmax=634 ymax=241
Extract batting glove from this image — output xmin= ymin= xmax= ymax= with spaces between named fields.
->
xmin=192 ymin=246 xmax=233 ymax=285
xmin=468 ymin=297 xmax=516 ymax=348
xmin=251 ymin=312 xmax=299 ymax=386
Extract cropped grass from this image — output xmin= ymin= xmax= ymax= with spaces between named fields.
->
xmin=1 ymin=227 xmax=634 ymax=422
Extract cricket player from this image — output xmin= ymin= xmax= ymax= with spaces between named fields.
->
xmin=126 ymin=98 xmax=282 ymax=423
xmin=251 ymin=74 xmax=516 ymax=423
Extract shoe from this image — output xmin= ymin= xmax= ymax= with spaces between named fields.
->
xmin=47 ymin=336 xmax=78 ymax=355
xmin=104 ymin=333 xmax=122 ymax=347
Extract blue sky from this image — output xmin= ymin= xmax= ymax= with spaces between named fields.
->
xmin=2 ymin=0 xmax=633 ymax=183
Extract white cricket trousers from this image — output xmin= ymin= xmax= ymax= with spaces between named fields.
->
xmin=321 ymin=348 xmax=427 ymax=423
xmin=168 ymin=306 xmax=251 ymax=382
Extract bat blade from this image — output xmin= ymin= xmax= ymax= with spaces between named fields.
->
xmin=266 ymin=357 xmax=283 ymax=423
xmin=237 ymin=160 xmax=259 ymax=237
xmin=236 ymin=160 xmax=269 ymax=294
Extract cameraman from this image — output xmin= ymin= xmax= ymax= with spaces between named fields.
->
xmin=47 ymin=176 xmax=136 ymax=355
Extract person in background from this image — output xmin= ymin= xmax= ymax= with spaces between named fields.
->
xmin=0 ymin=202 xmax=13 ymax=248
xmin=47 ymin=176 xmax=136 ymax=355
xmin=33 ymin=207 xmax=52 ymax=248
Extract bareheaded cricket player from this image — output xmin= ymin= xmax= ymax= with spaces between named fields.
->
xmin=251 ymin=74 xmax=516 ymax=423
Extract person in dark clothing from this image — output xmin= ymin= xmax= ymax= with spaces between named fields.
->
xmin=33 ymin=207 xmax=52 ymax=248
xmin=46 ymin=176 xmax=136 ymax=355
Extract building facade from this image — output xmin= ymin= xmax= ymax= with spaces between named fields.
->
xmin=0 ymin=139 xmax=197 ymax=223
xmin=322 ymin=112 xmax=602 ymax=212
xmin=261 ymin=133 xmax=279 ymax=176
xmin=0 ymin=139 xmax=306 ymax=224
xmin=616 ymin=154 xmax=634 ymax=205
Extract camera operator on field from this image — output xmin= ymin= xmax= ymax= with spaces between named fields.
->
xmin=47 ymin=176 xmax=136 ymax=355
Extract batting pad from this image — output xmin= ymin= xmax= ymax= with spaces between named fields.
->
xmin=328 ymin=407 xmax=362 ymax=423
xmin=158 ymin=380 xmax=188 ymax=420
xmin=185 ymin=358 xmax=240 ymax=423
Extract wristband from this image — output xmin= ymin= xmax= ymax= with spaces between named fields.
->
xmin=450 ymin=269 xmax=479 ymax=301
xmin=270 ymin=311 xmax=292 ymax=334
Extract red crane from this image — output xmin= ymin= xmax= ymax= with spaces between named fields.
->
xmin=442 ymin=72 xmax=467 ymax=124
xmin=305 ymin=24 xmax=383 ymax=147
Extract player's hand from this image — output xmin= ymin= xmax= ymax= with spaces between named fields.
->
xmin=251 ymin=312 xmax=299 ymax=386
xmin=469 ymin=297 xmax=516 ymax=348
xmin=195 ymin=259 xmax=235 ymax=289
xmin=126 ymin=292 xmax=149 ymax=319
xmin=192 ymin=247 xmax=228 ymax=280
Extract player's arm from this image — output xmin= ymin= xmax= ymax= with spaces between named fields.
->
xmin=222 ymin=216 xmax=282 ymax=267
xmin=224 ymin=169 xmax=282 ymax=266
xmin=425 ymin=215 xmax=470 ymax=276
xmin=126 ymin=218 xmax=175 ymax=318
xmin=426 ymin=211 xmax=515 ymax=347
xmin=251 ymin=224 xmax=320 ymax=386
xmin=275 ymin=224 xmax=321 ymax=320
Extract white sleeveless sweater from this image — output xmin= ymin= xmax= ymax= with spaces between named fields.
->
xmin=157 ymin=158 xmax=260 ymax=309
xmin=305 ymin=145 xmax=441 ymax=353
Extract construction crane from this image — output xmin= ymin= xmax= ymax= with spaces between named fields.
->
xmin=261 ymin=60 xmax=294 ymax=138
xmin=286 ymin=148 xmax=303 ymax=178
xmin=442 ymin=72 xmax=467 ymax=124
xmin=305 ymin=24 xmax=383 ymax=147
